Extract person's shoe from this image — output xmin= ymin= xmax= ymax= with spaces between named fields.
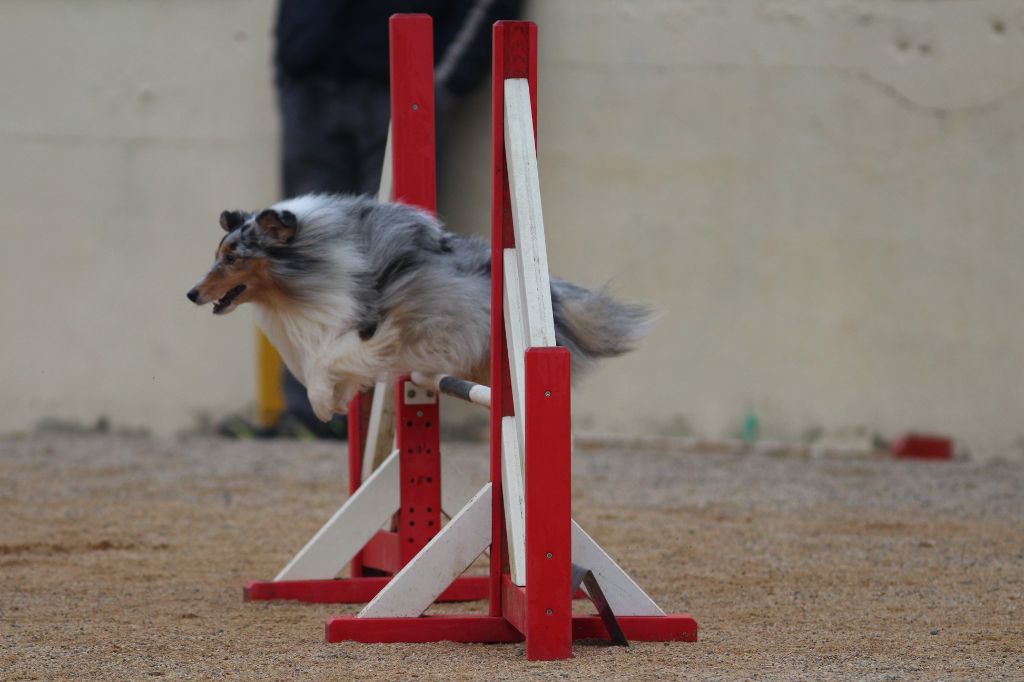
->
xmin=276 ymin=412 xmax=348 ymax=440
xmin=216 ymin=415 xmax=277 ymax=439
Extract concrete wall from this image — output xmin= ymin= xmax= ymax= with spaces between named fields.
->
xmin=2 ymin=1 xmax=1023 ymax=459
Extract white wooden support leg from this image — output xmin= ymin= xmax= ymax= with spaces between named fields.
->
xmin=500 ymin=417 xmax=527 ymax=586
xmin=274 ymin=449 xmax=401 ymax=581
xmin=359 ymin=483 xmax=493 ymax=618
xmin=361 ymin=380 xmax=396 ymax=477
xmin=503 ymin=78 xmax=556 ymax=348
xmin=377 ymin=124 xmax=393 ymax=202
xmin=503 ymin=249 xmax=529 ymax=443
xmin=571 ymin=521 xmax=665 ymax=616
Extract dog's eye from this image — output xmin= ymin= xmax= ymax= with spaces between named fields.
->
xmin=224 ymin=254 xmax=237 ymax=265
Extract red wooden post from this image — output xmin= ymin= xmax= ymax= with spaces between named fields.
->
xmin=395 ymin=376 xmax=442 ymax=562
xmin=390 ymin=14 xmax=437 ymax=213
xmin=524 ymin=348 xmax=573 ymax=660
xmin=346 ymin=393 xmax=366 ymax=577
xmin=389 ymin=13 xmax=443 ymax=566
xmin=489 ymin=18 xmax=538 ymax=620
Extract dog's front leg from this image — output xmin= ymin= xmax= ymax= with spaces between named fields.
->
xmin=331 ymin=380 xmax=362 ymax=415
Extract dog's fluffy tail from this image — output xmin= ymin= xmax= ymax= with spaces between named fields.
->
xmin=551 ymin=279 xmax=655 ymax=378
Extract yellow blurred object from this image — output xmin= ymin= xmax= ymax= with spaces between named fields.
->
xmin=256 ymin=329 xmax=286 ymax=428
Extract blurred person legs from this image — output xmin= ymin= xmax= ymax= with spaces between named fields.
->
xmin=276 ymin=78 xmax=392 ymax=439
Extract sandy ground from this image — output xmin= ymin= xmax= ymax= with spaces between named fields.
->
xmin=1 ymin=433 xmax=1022 ymax=680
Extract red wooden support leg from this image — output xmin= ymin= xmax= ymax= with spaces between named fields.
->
xmin=524 ymin=348 xmax=573 ymax=660
xmin=396 ymin=376 xmax=442 ymax=563
xmin=490 ymin=18 xmax=539 ymax=620
xmin=347 ymin=392 xmax=366 ymax=577
xmin=389 ymin=14 xmax=437 ymax=214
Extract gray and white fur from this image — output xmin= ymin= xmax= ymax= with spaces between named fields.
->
xmin=189 ymin=193 xmax=652 ymax=422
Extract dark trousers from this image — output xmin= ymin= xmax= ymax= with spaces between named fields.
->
xmin=277 ymin=77 xmax=392 ymax=428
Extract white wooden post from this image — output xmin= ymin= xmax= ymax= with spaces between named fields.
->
xmin=500 ymin=417 xmax=527 ymax=585
xmin=571 ymin=521 xmax=665 ymax=616
xmin=503 ymin=78 xmax=556 ymax=347
xmin=275 ymin=449 xmax=401 ymax=581
xmin=359 ymin=484 xmax=493 ymax=618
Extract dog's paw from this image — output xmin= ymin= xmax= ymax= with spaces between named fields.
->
xmin=332 ymin=383 xmax=360 ymax=415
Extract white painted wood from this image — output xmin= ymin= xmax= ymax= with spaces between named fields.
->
xmin=500 ymin=417 xmax=527 ymax=586
xmin=377 ymin=124 xmax=393 ymax=202
xmin=359 ymin=484 xmax=493 ymax=618
xmin=503 ymin=78 xmax=556 ymax=347
xmin=410 ymin=371 xmax=491 ymax=409
xmin=466 ymin=384 xmax=491 ymax=408
xmin=571 ymin=520 xmax=665 ymax=616
xmin=275 ymin=450 xmax=401 ymax=581
xmin=503 ymin=248 xmax=528 ymax=447
xmin=361 ymin=380 xmax=395 ymax=477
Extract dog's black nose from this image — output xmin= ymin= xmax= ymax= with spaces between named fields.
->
xmin=187 ymin=288 xmax=200 ymax=303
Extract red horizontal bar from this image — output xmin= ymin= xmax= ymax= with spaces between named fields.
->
xmin=892 ymin=434 xmax=953 ymax=460
xmin=326 ymin=615 xmax=524 ymax=644
xmin=362 ymin=530 xmax=402 ymax=573
xmin=324 ymin=613 xmax=698 ymax=644
xmin=574 ymin=614 xmax=698 ymax=642
xmin=244 ymin=576 xmax=490 ymax=604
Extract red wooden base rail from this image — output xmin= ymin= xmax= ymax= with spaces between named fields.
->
xmin=325 ymin=614 xmax=699 ymax=645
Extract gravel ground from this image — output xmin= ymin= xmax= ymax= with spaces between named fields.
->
xmin=1 ymin=433 xmax=1022 ymax=680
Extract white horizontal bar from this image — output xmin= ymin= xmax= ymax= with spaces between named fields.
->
xmin=410 ymin=371 xmax=491 ymax=408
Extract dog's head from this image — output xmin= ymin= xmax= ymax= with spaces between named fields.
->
xmin=186 ymin=208 xmax=298 ymax=315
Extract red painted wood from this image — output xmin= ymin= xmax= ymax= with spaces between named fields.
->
xmin=500 ymin=573 xmax=587 ymax=637
xmin=244 ymin=576 xmax=490 ymax=604
xmin=326 ymin=615 xmax=524 ymax=644
xmin=524 ymin=347 xmax=573 ymax=660
xmin=346 ymin=392 xmax=366 ymax=577
xmin=389 ymin=14 xmax=436 ymax=214
xmin=323 ymin=610 xmax=696 ymax=644
xmin=390 ymin=14 xmax=443 ymax=570
xmin=500 ymin=574 xmax=528 ymax=636
xmin=573 ymin=615 xmax=699 ymax=643
xmin=361 ymin=530 xmax=402 ymax=574
xmin=489 ymin=19 xmax=539 ymax=620
xmin=395 ymin=375 xmax=442 ymax=563
xmin=892 ymin=434 xmax=953 ymax=460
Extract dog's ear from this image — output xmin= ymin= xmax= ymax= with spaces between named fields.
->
xmin=219 ymin=210 xmax=248 ymax=233
xmin=256 ymin=209 xmax=298 ymax=243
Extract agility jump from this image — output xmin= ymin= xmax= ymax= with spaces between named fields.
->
xmin=245 ymin=16 xmax=697 ymax=660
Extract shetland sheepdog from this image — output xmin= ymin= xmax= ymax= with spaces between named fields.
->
xmin=187 ymin=194 xmax=651 ymax=422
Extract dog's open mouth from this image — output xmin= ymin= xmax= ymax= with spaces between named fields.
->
xmin=213 ymin=285 xmax=246 ymax=314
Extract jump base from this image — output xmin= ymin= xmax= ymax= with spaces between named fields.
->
xmin=325 ymin=614 xmax=699 ymax=645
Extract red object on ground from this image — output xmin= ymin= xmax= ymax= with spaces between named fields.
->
xmin=892 ymin=434 xmax=954 ymax=460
